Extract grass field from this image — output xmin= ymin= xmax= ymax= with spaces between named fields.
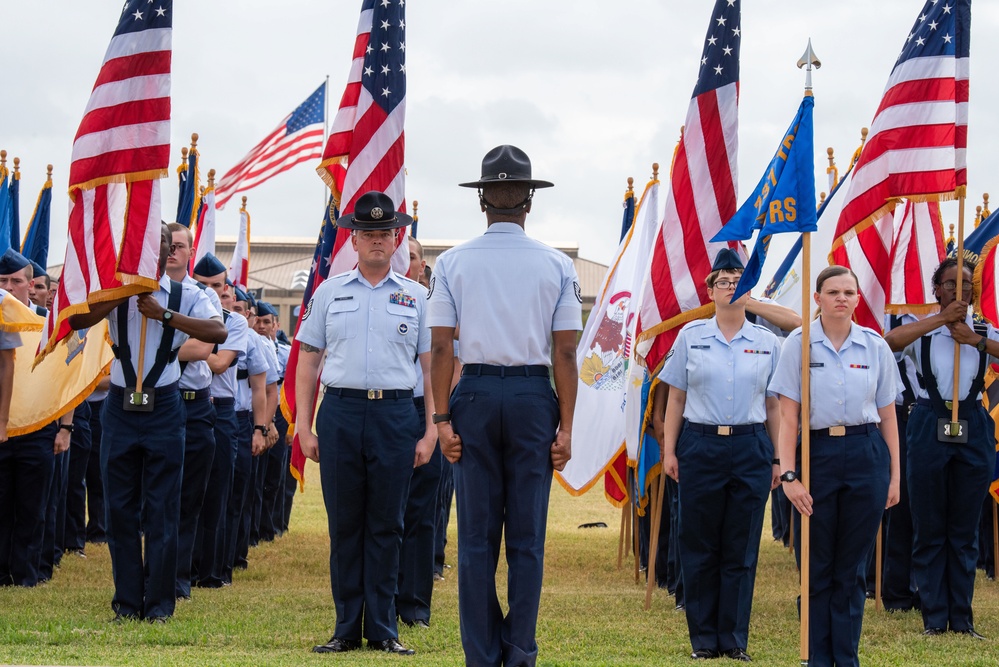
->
xmin=2 ymin=460 xmax=999 ymax=666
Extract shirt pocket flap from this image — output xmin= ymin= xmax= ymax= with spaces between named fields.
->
xmin=330 ymin=299 xmax=360 ymax=314
xmin=387 ymin=302 xmax=418 ymax=318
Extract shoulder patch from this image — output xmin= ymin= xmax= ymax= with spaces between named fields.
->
xmin=427 ymin=276 xmax=436 ymax=299
xmin=573 ymin=280 xmax=582 ymax=304
xmin=301 ymin=298 xmax=314 ymax=322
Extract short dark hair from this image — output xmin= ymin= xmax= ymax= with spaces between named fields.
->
xmin=932 ymin=257 xmax=975 ymax=286
xmin=815 ymin=265 xmax=859 ymax=293
xmin=166 ymin=221 xmax=193 ymax=247
xmin=481 ymin=182 xmax=532 ymax=209
xmin=706 ymin=268 xmax=743 ymax=289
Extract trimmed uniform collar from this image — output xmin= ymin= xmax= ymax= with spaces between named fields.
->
xmin=929 ymin=313 xmax=974 ymax=339
xmin=158 ymin=274 xmax=174 ymax=293
xmin=344 ymin=267 xmax=408 ymax=290
xmin=698 ymin=316 xmax=758 ymax=345
xmin=811 ymin=317 xmax=868 ymax=351
xmin=485 ymin=222 xmax=527 ymax=235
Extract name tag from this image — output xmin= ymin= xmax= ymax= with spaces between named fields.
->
xmin=810 ymin=362 xmax=824 ymax=368
xmin=333 ymin=296 xmax=354 ymax=302
xmin=390 ymin=291 xmax=416 ymax=308
xmin=690 ymin=345 xmax=710 ymax=350
xmin=743 ymin=349 xmax=771 ymax=355
xmin=849 ymin=364 xmax=870 ymax=370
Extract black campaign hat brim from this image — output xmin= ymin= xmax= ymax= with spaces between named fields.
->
xmin=458 ymin=177 xmax=554 ymax=189
xmin=336 ymin=211 xmax=414 ymax=231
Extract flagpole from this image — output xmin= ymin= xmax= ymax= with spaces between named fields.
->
xmin=951 ymin=194 xmax=966 ymax=432
xmin=797 ymin=38 xmax=821 ymax=666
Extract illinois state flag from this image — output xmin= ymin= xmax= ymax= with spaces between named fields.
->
xmin=556 ymin=178 xmax=659 ymax=498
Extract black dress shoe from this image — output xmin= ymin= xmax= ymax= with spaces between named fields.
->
xmin=724 ymin=648 xmax=752 ymax=662
xmin=922 ymin=627 xmax=947 ymax=636
xmin=954 ymin=628 xmax=987 ymax=640
xmin=369 ymin=638 xmax=415 ymax=655
xmin=691 ymin=649 xmax=720 ymax=659
xmin=312 ymin=637 xmax=362 ymax=653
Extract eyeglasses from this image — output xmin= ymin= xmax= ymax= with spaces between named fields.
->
xmin=712 ymin=280 xmax=738 ymax=289
xmin=939 ymin=280 xmax=973 ymax=293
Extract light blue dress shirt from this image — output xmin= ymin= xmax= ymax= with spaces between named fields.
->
xmin=179 ymin=275 xmax=223 ymax=391
xmin=107 ymin=275 xmax=219 ymax=388
xmin=257 ymin=331 xmax=280 ymax=386
xmin=275 ymin=339 xmax=290 ymax=379
xmin=769 ymin=318 xmax=901 ymax=430
xmin=235 ymin=327 xmax=271 ymax=412
xmin=659 ymin=317 xmax=780 ymax=425
xmin=896 ymin=313 xmax=999 ymax=402
xmin=209 ymin=310 xmax=248 ymax=400
xmin=296 ymin=269 xmax=429 ymax=390
xmin=427 ymin=222 xmax=582 ymax=366
xmin=0 ymin=292 xmax=23 ymax=350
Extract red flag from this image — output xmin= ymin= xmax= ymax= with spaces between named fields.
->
xmin=228 ymin=201 xmax=250 ymax=290
xmin=316 ymin=0 xmax=408 ymax=275
xmin=38 ymin=1 xmax=171 ymax=362
xmin=635 ymin=0 xmax=742 ymax=373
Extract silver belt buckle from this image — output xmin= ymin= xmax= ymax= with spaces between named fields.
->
xmin=716 ymin=425 xmax=732 ymax=436
xmin=828 ymin=425 xmax=847 ymax=437
xmin=367 ymin=389 xmax=383 ymax=400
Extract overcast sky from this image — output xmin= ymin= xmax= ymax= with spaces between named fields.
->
xmin=4 ymin=0 xmax=998 ymax=275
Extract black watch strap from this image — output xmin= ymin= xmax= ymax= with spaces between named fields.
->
xmin=59 ymin=423 xmax=75 ymax=433
xmin=432 ymin=412 xmax=451 ymax=424
xmin=254 ymin=424 xmax=269 ymax=434
xmin=780 ymin=470 xmax=798 ymax=484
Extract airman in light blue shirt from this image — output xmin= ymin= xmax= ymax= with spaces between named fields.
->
xmin=296 ymin=268 xmax=429 ymax=390
xmin=770 ymin=317 xmax=900 ymax=430
xmin=659 ymin=318 xmax=780 ymax=425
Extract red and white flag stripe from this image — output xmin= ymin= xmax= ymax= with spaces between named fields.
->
xmin=888 ymin=200 xmax=945 ymax=312
xmin=229 ymin=204 xmax=251 ymax=290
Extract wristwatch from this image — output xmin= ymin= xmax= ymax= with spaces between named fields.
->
xmin=977 ymin=336 xmax=987 ymax=352
xmin=254 ymin=424 xmax=269 ymax=436
xmin=162 ymin=309 xmax=174 ymax=325
xmin=59 ymin=424 xmax=75 ymax=433
xmin=432 ymin=412 xmax=451 ymax=424
xmin=779 ymin=470 xmax=798 ymax=484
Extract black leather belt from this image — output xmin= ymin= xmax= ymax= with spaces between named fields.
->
xmin=810 ymin=424 xmax=876 ymax=438
xmin=686 ymin=422 xmax=764 ymax=436
xmin=179 ymin=387 xmax=211 ymax=401
xmin=323 ymin=387 xmax=414 ymax=400
xmin=461 ymin=364 xmax=549 ymax=378
xmin=213 ymin=397 xmax=235 ymax=408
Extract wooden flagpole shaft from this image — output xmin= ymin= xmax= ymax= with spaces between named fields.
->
xmin=952 ymin=195 xmax=966 ymax=426
xmin=800 ymin=231 xmax=812 ymax=664
xmin=645 ymin=474 xmax=667 ymax=610
xmin=135 ymin=316 xmax=148 ymax=393
xmin=618 ymin=505 xmax=627 ymax=570
xmin=632 ymin=502 xmax=640 ymax=583
xmin=993 ymin=500 xmax=998 ymax=580
xmin=875 ymin=521 xmax=883 ymax=611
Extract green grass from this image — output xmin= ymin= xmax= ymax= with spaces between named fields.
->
xmin=2 ymin=461 xmax=999 ymax=665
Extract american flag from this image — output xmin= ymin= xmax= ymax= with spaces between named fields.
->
xmin=887 ymin=200 xmax=945 ymax=313
xmin=228 ymin=200 xmax=251 ymax=290
xmin=39 ymin=0 xmax=171 ymax=360
xmin=832 ymin=0 xmax=970 ymax=318
xmin=634 ymin=0 xmax=741 ymax=373
xmin=280 ymin=195 xmax=340 ymax=490
xmin=317 ymin=0 xmax=409 ymax=276
xmin=214 ymin=83 xmax=326 ymax=211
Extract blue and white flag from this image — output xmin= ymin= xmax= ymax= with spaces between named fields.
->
xmin=713 ymin=95 xmax=817 ymax=302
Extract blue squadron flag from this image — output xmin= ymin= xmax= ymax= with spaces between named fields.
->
xmin=20 ymin=166 xmax=53 ymax=269
xmin=8 ymin=160 xmax=19 ymax=252
xmin=0 ymin=158 xmax=12 ymax=256
xmin=175 ymin=137 xmax=199 ymax=227
xmin=713 ymin=95 xmax=817 ymax=302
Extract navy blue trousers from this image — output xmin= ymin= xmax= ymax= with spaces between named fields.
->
xmin=793 ymin=427 xmax=889 ymax=667
xmin=259 ymin=428 xmax=286 ymax=541
xmin=0 ymin=423 xmax=56 ymax=586
xmin=317 ymin=393 xmax=418 ymax=642
xmin=434 ymin=456 xmax=454 ymax=575
xmin=40 ymin=447 xmax=70 ymax=579
xmin=397 ymin=397 xmax=442 ymax=624
xmin=282 ymin=444 xmax=297 ymax=532
xmin=451 ymin=373 xmax=559 ymax=667
xmin=64 ymin=402 xmax=93 ymax=552
xmin=101 ymin=387 xmax=186 ymax=620
xmin=882 ymin=404 xmax=917 ymax=611
xmin=193 ymin=398 xmax=236 ymax=588
xmin=676 ymin=425 xmax=772 ymax=653
xmin=176 ymin=395 xmax=216 ymax=598
xmin=269 ymin=410 xmax=290 ymax=534
xmin=227 ymin=410 xmax=253 ymax=581
xmin=907 ymin=403 xmax=993 ymax=631
xmin=85 ymin=399 xmax=106 ymax=543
